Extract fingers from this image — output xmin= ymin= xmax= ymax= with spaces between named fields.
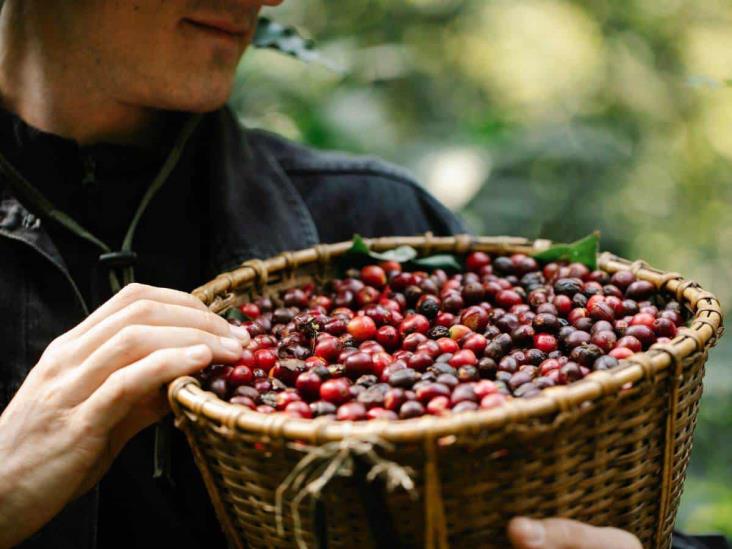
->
xmin=508 ymin=517 xmax=642 ymax=549
xmin=62 ymin=325 xmax=243 ymax=400
xmin=66 ymin=299 xmax=248 ymax=365
xmin=59 ymin=283 xmax=211 ymax=344
xmin=79 ymin=344 xmax=213 ymax=428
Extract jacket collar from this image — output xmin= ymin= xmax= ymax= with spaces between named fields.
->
xmin=202 ymin=107 xmax=320 ymax=276
xmin=0 ymin=106 xmax=321 ymax=287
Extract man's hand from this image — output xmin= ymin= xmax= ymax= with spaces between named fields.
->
xmin=508 ymin=517 xmax=643 ymax=548
xmin=0 ymin=283 xmax=248 ymax=548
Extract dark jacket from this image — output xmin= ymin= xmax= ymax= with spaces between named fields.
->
xmin=0 ymin=106 xmax=464 ymax=548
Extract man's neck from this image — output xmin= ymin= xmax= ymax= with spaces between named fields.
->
xmin=0 ymin=4 xmax=164 ymax=147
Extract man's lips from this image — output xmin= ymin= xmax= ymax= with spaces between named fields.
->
xmin=183 ymin=17 xmax=250 ymax=39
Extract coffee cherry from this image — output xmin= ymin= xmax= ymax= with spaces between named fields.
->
xmin=564 ymin=330 xmax=591 ymax=349
xmin=554 ymin=278 xmax=582 ymax=297
xmin=344 ymin=352 xmax=374 ymax=378
xmin=399 ymin=400 xmax=425 ymax=419
xmin=453 ymin=401 xmax=479 ymax=413
xmin=591 ymin=331 xmax=617 ymax=353
xmin=466 ymin=251 xmax=491 ymax=273
xmin=337 ymin=402 xmax=367 ymax=421
xmin=347 ymin=316 xmax=377 ymax=342
xmin=285 ymin=400 xmax=313 ymax=419
xmin=361 ymin=265 xmax=387 ymax=288
xmin=296 ymin=371 xmax=323 ymax=401
xmin=417 ymin=295 xmax=441 ymax=318
xmin=533 ymin=333 xmax=558 ymax=354
xmin=457 ymin=365 xmax=480 ymax=382
xmin=448 ymin=349 xmax=478 ymax=368
xmin=496 ymin=290 xmax=523 ymax=309
xmin=388 ymin=368 xmax=420 ymax=388
xmin=310 ymin=400 xmax=337 ymax=418
xmin=533 ymin=313 xmax=560 ymax=333
xmin=320 ymin=378 xmax=351 ymax=405
xmin=480 ymin=393 xmax=507 ymax=409
xmin=653 ymin=318 xmax=677 ymax=338
xmin=593 ymin=355 xmax=619 ymax=371
xmin=254 ymin=348 xmax=278 ymax=372
xmin=451 ymin=384 xmax=478 ymax=405
xmin=609 ymin=347 xmax=634 ymax=359
xmin=230 ymin=396 xmax=256 ymax=409
xmin=625 ymin=280 xmax=655 ymax=300
xmin=399 ymin=314 xmax=431 ymax=336
xmin=624 ymin=325 xmax=656 ymax=348
xmin=228 ymin=365 xmax=254 ymax=387
xmin=460 ymin=306 xmax=489 ymax=332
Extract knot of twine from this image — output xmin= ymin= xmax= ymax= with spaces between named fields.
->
xmin=275 ymin=437 xmax=416 ymax=549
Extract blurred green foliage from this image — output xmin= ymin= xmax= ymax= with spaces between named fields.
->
xmin=234 ymin=0 xmax=732 ymax=536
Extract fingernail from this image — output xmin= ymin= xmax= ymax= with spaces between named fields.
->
xmin=221 ymin=337 xmax=243 ymax=355
xmin=229 ymin=324 xmax=250 ymax=343
xmin=187 ymin=344 xmax=210 ymax=363
xmin=513 ymin=518 xmax=544 ymax=547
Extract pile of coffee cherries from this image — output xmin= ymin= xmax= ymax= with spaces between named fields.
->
xmin=198 ymin=252 xmax=686 ymax=421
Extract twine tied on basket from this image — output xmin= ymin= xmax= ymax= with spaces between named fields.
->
xmin=275 ymin=437 xmax=417 ymax=549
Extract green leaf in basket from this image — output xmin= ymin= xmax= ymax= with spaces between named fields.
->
xmin=224 ymin=308 xmax=246 ymax=322
xmin=340 ymin=235 xmax=459 ymax=274
xmin=342 ymin=235 xmax=417 ymax=264
xmin=410 ymin=254 xmax=462 ymax=272
xmin=372 ymin=246 xmax=419 ymax=263
xmin=533 ymin=231 xmax=600 ymax=270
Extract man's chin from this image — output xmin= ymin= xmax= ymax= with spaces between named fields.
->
xmin=160 ymin=78 xmax=235 ymax=114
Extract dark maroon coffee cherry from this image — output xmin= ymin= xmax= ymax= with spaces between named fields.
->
xmin=436 ymin=373 xmax=459 ymax=388
xmin=451 ymin=383 xmax=478 ymax=404
xmin=428 ymin=325 xmax=450 ymax=340
xmin=452 ymin=400 xmax=479 ymax=413
xmin=622 ymin=299 xmax=639 ymax=316
xmin=508 ymin=370 xmax=534 ymax=391
xmin=495 ymin=313 xmax=520 ymax=334
xmin=534 ymin=376 xmax=556 ymax=390
xmin=569 ymin=344 xmax=604 ymax=367
xmin=295 ymin=371 xmax=323 ymax=401
xmin=310 ymin=400 xmax=337 ymax=417
xmin=564 ymin=330 xmax=591 ymax=349
xmin=388 ymin=368 xmax=420 ymax=388
xmin=625 ymin=280 xmax=655 ymax=301
xmin=525 ymin=348 xmax=547 ymax=365
xmin=429 ymin=363 xmax=457 ymax=377
xmin=591 ymin=331 xmax=617 ymax=353
xmin=498 ymin=356 xmax=519 ymax=374
xmin=513 ymin=383 xmax=540 ymax=398
xmin=558 ymin=362 xmax=583 ymax=383
xmin=416 ymin=295 xmax=441 ymax=318
xmin=457 ymin=365 xmax=480 ymax=382
xmin=593 ymin=355 xmax=619 ymax=371
xmin=399 ymin=400 xmax=425 ymax=419
xmin=477 ymin=357 xmax=498 ymax=379
xmin=511 ymin=325 xmax=535 ymax=347
xmin=492 ymin=256 xmax=514 ymax=275
xmin=652 ymin=318 xmax=678 ymax=338
xmin=625 ymin=325 xmax=656 ymax=348
xmin=554 ymin=278 xmax=582 ymax=296
xmin=533 ymin=313 xmax=560 ymax=333
xmin=458 ymin=281 xmax=483 ymax=304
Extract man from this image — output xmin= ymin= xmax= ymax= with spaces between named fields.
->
xmin=0 ymin=1 xmax=677 ymax=547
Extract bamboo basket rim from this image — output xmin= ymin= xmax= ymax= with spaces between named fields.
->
xmin=169 ymin=234 xmax=724 ymax=444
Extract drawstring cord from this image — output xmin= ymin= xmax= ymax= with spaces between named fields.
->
xmin=0 ymin=113 xmax=204 ymax=484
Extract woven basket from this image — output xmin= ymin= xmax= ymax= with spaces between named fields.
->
xmin=169 ymin=234 xmax=723 ymax=549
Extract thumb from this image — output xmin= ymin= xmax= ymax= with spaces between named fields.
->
xmin=508 ymin=517 xmax=642 ymax=549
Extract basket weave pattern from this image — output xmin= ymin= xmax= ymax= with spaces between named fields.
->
xmin=169 ymin=235 xmax=723 ymax=548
